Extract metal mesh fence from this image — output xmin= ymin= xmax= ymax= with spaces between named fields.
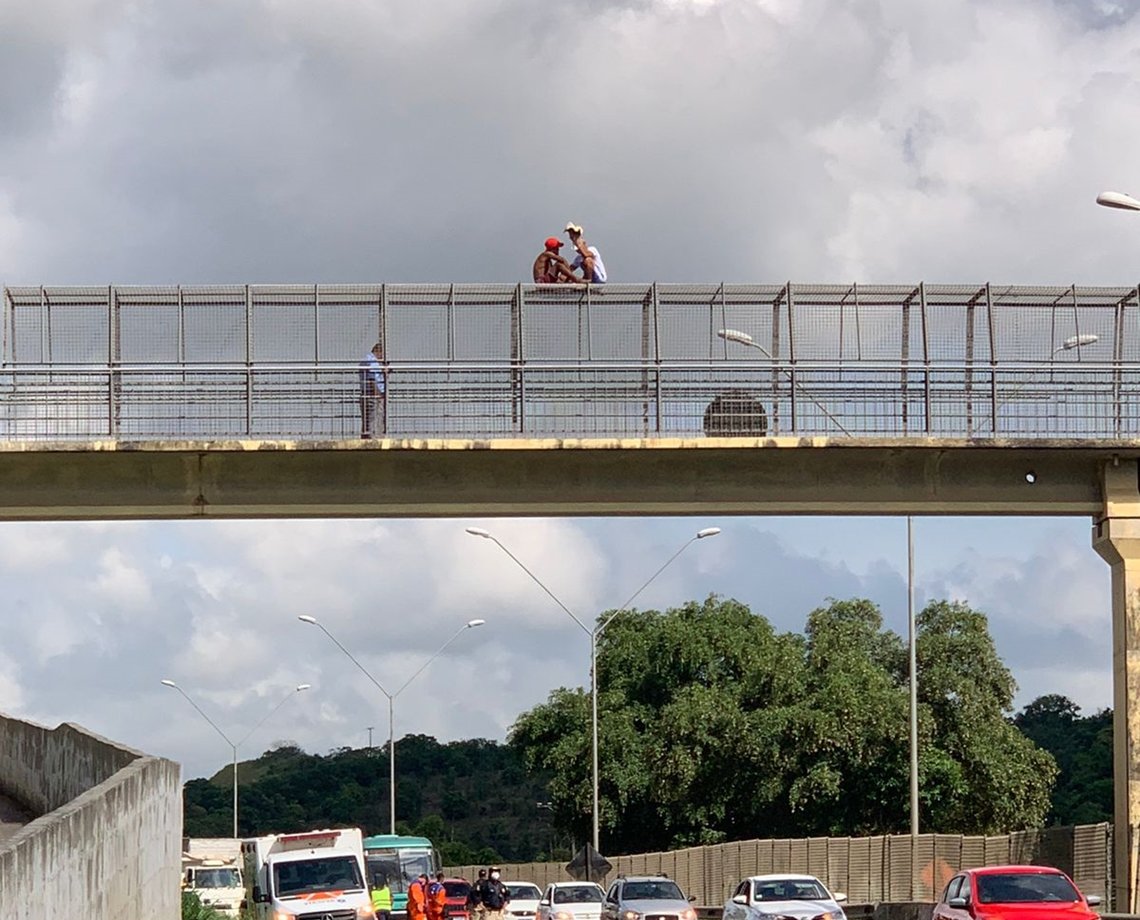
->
xmin=3 ymin=284 xmax=1137 ymax=441
xmin=444 ymin=823 xmax=1111 ymax=909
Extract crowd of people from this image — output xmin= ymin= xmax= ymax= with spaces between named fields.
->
xmin=371 ymin=866 xmax=511 ymax=920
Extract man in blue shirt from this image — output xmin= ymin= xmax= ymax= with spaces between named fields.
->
xmin=359 ymin=342 xmax=387 ymax=438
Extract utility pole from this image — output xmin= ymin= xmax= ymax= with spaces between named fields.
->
xmin=367 ymin=726 xmax=374 ymax=749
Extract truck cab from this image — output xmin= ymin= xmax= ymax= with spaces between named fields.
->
xmin=183 ymin=860 xmax=244 ymax=917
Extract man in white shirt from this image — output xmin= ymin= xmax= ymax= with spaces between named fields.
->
xmin=359 ymin=342 xmax=387 ymax=438
xmin=564 ymin=222 xmax=607 ymax=284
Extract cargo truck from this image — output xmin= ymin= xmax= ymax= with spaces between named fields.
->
xmin=182 ymin=837 xmax=244 ymax=917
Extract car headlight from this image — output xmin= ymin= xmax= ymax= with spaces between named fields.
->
xmin=554 ymin=912 xmax=574 ymax=920
xmin=622 ymin=911 xmax=643 ymax=920
xmin=681 ymin=909 xmax=697 ymax=920
xmin=273 ymin=912 xmax=297 ymax=920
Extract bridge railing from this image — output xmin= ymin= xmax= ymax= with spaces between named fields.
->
xmin=3 ymin=282 xmax=1137 ymax=442
xmin=0 ymin=360 xmax=1128 ymax=442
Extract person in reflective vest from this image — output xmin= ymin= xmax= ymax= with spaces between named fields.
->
xmin=409 ymin=874 xmax=430 ymax=920
xmin=427 ymin=872 xmax=448 ymax=920
xmin=372 ymin=877 xmax=393 ymax=920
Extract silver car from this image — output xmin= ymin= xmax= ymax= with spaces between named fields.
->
xmin=538 ymin=882 xmax=607 ymax=920
xmin=603 ymin=876 xmax=697 ymax=920
xmin=723 ymin=874 xmax=847 ymax=920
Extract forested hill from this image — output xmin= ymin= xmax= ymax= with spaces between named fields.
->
xmin=1014 ymin=694 xmax=1112 ymax=826
xmin=182 ymin=694 xmax=1111 ymax=863
xmin=182 ymin=596 xmax=1114 ymax=861
xmin=182 ymin=734 xmax=555 ymax=864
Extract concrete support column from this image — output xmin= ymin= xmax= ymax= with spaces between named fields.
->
xmin=1094 ymin=459 xmax=1140 ymax=913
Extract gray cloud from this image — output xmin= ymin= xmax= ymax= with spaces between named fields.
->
xmin=0 ymin=0 xmax=1130 ymax=778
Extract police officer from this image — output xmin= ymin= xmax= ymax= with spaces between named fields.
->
xmin=467 ymin=868 xmax=487 ymax=920
xmin=480 ymin=867 xmax=509 ymax=920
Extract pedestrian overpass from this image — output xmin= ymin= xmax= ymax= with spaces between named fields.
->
xmin=4 ymin=282 xmax=1140 ymax=907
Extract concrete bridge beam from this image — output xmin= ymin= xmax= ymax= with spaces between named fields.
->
xmin=1094 ymin=460 xmax=1140 ymax=912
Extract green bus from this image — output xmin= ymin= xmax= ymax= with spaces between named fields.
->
xmin=364 ymin=834 xmax=441 ymax=919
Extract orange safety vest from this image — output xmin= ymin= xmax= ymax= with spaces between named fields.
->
xmin=409 ymin=881 xmax=429 ymax=919
xmin=429 ymin=882 xmax=448 ymax=917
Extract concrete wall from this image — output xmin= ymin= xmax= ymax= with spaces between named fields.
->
xmin=0 ymin=712 xmax=182 ymax=920
xmin=447 ymin=823 xmax=1112 ymax=908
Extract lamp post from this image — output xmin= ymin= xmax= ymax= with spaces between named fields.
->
xmin=907 ymin=517 xmax=918 ymax=838
xmin=715 ymin=328 xmax=852 ymax=435
xmin=299 ymin=615 xmax=485 ymax=834
xmin=1097 ymin=191 xmax=1140 ymax=212
xmin=465 ymin=524 xmax=721 ymax=852
xmin=160 ymin=679 xmax=310 ymax=838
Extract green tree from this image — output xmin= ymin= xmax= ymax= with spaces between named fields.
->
xmin=1015 ymin=695 xmax=1112 ymax=824
xmin=182 ymin=891 xmax=227 ymax=920
xmin=511 ymin=595 xmax=1059 ymax=854
xmin=917 ymin=601 xmax=1057 ymax=832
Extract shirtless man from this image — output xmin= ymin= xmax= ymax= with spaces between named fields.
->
xmin=532 ymin=237 xmax=578 ymax=284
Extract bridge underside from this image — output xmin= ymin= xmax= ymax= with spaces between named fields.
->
xmin=0 ymin=436 xmax=1135 ymax=519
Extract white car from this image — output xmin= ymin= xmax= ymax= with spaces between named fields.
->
xmin=507 ymin=882 xmax=544 ymax=920
xmin=723 ymin=874 xmax=847 ymax=920
xmin=537 ymin=882 xmax=606 ymax=920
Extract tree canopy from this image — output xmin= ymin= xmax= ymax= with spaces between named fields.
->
xmin=509 ymin=595 xmax=1058 ymax=853
xmin=181 ymin=595 xmax=1090 ymax=860
xmin=1014 ymin=694 xmax=1112 ymax=825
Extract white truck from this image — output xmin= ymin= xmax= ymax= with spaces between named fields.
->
xmin=241 ymin=827 xmax=374 ymax=920
xmin=182 ymin=837 xmax=245 ymax=917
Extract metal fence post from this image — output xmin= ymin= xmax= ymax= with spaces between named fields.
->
xmin=787 ymin=282 xmax=797 ymax=433
xmin=920 ymin=283 xmax=931 ymax=434
xmin=987 ymin=283 xmax=997 ymax=434
xmin=653 ymin=283 xmax=662 ymax=434
xmin=108 ymin=284 xmax=119 ymax=437
xmin=245 ymin=284 xmax=253 ymax=437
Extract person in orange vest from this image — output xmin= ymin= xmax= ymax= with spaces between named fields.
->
xmin=427 ymin=872 xmax=448 ymax=920
xmin=408 ymin=874 xmax=430 ymax=920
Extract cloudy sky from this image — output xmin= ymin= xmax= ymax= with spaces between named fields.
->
xmin=1 ymin=0 xmax=1137 ymax=781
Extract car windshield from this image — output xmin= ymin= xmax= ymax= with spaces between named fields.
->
xmin=623 ymin=882 xmax=684 ymax=901
xmin=754 ymin=881 xmax=828 ymax=901
xmin=446 ymin=882 xmax=472 ymax=899
xmin=193 ymin=867 xmax=241 ymax=889
xmin=509 ymin=885 xmax=543 ymax=901
xmin=976 ymin=874 xmax=1079 ymax=904
xmin=555 ymin=886 xmax=604 ymax=904
xmin=274 ymin=856 xmax=364 ymax=897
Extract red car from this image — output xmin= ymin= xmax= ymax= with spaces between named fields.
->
xmin=933 ymin=866 xmax=1101 ymax=920
xmin=443 ymin=878 xmax=473 ymax=920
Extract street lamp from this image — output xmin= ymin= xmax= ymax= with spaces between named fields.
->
xmin=715 ymin=328 xmax=852 ymax=435
xmin=465 ymin=524 xmax=721 ymax=852
xmin=906 ymin=517 xmax=918 ymax=838
xmin=1097 ymin=191 xmax=1140 ymax=211
xmin=299 ymin=614 xmax=484 ymax=834
xmin=1053 ymin=333 xmax=1099 ymax=355
xmin=160 ymin=679 xmax=310 ymax=838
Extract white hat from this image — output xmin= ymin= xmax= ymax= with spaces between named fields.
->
xmin=564 ymin=222 xmax=583 ymax=234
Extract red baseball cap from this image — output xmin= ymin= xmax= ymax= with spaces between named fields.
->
xmin=545 ymin=237 xmax=563 ymax=251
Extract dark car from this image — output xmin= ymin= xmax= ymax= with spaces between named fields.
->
xmin=933 ymin=866 xmax=1101 ymax=920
